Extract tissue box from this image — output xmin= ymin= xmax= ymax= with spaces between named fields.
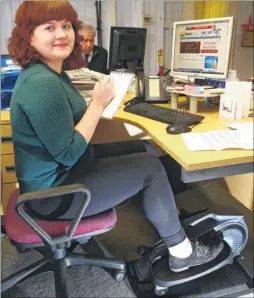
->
xmin=184 ymin=84 xmax=202 ymax=94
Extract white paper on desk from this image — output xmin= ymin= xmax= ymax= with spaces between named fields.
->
xmin=102 ymin=72 xmax=135 ymax=119
xmin=181 ymin=130 xmax=254 ymax=151
xmin=226 ymin=122 xmax=254 ymax=135
xmin=181 ymin=132 xmax=220 ymax=151
xmin=210 ymin=130 xmax=253 ymax=150
xmin=220 ymin=81 xmax=252 ymax=119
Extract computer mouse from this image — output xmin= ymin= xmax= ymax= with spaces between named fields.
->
xmin=166 ymin=123 xmax=192 ymax=135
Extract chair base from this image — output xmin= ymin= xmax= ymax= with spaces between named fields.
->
xmin=1 ymin=251 xmax=126 ymax=298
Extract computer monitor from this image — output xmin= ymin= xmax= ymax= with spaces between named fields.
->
xmin=108 ymin=26 xmax=147 ymax=73
xmin=171 ymin=17 xmax=234 ymax=80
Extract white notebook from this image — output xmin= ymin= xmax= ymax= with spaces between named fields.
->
xmin=102 ymin=71 xmax=135 ymax=119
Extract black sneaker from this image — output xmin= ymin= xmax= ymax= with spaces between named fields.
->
xmin=169 ymin=239 xmax=224 ymax=273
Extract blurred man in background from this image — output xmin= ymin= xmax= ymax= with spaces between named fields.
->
xmin=80 ymin=22 xmax=108 ymax=74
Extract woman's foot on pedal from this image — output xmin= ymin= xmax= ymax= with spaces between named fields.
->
xmin=169 ymin=239 xmax=224 ymax=273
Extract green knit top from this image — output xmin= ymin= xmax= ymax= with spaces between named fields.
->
xmin=10 ymin=63 xmax=88 ymax=194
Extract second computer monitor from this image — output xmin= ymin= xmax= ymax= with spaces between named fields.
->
xmin=108 ymin=26 xmax=147 ymax=72
xmin=171 ymin=17 xmax=234 ymax=79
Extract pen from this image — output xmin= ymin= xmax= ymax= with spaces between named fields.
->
xmin=91 ymin=77 xmax=101 ymax=82
xmin=91 ymin=77 xmax=111 ymax=83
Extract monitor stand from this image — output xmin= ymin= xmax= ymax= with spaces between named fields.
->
xmin=194 ymin=78 xmax=206 ymax=86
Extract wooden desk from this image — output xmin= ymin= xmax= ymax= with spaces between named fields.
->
xmin=1 ymin=110 xmax=11 ymax=124
xmin=1 ymin=110 xmax=18 ymax=215
xmin=1 ymin=101 xmax=253 ymax=210
xmin=114 ymin=94 xmax=253 ymax=184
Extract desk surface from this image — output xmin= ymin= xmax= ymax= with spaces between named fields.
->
xmin=1 ymin=110 xmax=11 ymax=124
xmin=114 ymin=94 xmax=253 ymax=171
xmin=1 ymin=98 xmax=253 ymax=172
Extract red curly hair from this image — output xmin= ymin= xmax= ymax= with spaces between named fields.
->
xmin=8 ymin=1 xmax=85 ymax=69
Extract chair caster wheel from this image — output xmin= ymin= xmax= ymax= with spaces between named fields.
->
xmin=137 ymin=245 xmax=150 ymax=256
xmin=113 ymin=270 xmax=125 ymax=282
xmin=154 ymin=286 xmax=168 ymax=296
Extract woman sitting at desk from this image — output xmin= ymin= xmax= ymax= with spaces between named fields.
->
xmin=8 ymin=0 xmax=223 ymax=273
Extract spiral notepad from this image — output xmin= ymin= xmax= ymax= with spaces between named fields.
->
xmin=102 ymin=71 xmax=135 ymax=119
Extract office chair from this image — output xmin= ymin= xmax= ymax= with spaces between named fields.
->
xmin=1 ymin=184 xmax=126 ymax=297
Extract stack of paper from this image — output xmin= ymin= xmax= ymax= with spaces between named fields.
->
xmin=181 ymin=122 xmax=254 ymax=151
xmin=66 ymin=68 xmax=108 ymax=91
xmin=66 ymin=67 xmax=107 ymax=81
xmin=78 ymin=89 xmax=92 ymax=99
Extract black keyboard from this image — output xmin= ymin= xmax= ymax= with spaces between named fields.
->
xmin=124 ymin=100 xmax=204 ymax=126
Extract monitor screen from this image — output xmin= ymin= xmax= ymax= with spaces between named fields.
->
xmin=171 ymin=17 xmax=234 ymax=79
xmin=108 ymin=26 xmax=147 ymax=71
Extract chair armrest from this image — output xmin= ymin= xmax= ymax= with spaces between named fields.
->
xmin=16 ymin=184 xmax=89 ymax=205
xmin=15 ymin=184 xmax=91 ymax=248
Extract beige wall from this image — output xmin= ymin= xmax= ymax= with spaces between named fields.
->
xmin=231 ymin=1 xmax=254 ymax=80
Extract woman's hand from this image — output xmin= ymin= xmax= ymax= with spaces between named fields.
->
xmin=75 ymin=76 xmax=115 ymax=143
xmin=91 ymin=77 xmax=115 ymax=110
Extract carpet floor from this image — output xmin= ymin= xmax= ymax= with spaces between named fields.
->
xmin=1 ymin=182 xmax=252 ymax=297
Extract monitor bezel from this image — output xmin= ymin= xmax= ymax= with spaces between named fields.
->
xmin=170 ymin=17 xmax=234 ymax=80
xmin=108 ymin=26 xmax=147 ymax=71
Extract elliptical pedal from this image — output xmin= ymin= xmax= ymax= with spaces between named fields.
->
xmin=151 ymin=241 xmax=233 ymax=289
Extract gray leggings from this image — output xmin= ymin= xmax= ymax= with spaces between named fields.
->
xmin=57 ymin=144 xmax=186 ymax=247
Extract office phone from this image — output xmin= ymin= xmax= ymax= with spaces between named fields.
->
xmin=136 ymin=73 xmax=169 ymax=103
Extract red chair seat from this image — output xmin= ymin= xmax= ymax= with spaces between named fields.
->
xmin=5 ymin=189 xmax=117 ymax=244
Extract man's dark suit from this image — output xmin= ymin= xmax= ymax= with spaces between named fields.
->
xmin=88 ymin=45 xmax=109 ymax=74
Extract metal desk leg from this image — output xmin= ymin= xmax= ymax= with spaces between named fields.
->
xmin=171 ymin=93 xmax=178 ymax=109
xmin=181 ymin=162 xmax=254 ymax=183
xmin=189 ymin=96 xmax=198 ymax=113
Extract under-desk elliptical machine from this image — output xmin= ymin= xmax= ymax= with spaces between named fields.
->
xmin=125 ymin=208 xmax=249 ymax=297
xmin=107 ymin=25 xmax=251 ymax=297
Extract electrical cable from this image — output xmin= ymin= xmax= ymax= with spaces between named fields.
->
xmin=115 ymin=197 xmax=132 ymax=209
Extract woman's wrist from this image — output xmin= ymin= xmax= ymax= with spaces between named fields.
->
xmin=89 ymin=98 xmax=104 ymax=114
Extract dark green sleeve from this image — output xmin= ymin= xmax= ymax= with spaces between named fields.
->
xmin=20 ymin=75 xmax=87 ymax=167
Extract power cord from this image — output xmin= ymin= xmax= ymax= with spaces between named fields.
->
xmin=115 ymin=197 xmax=132 ymax=209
